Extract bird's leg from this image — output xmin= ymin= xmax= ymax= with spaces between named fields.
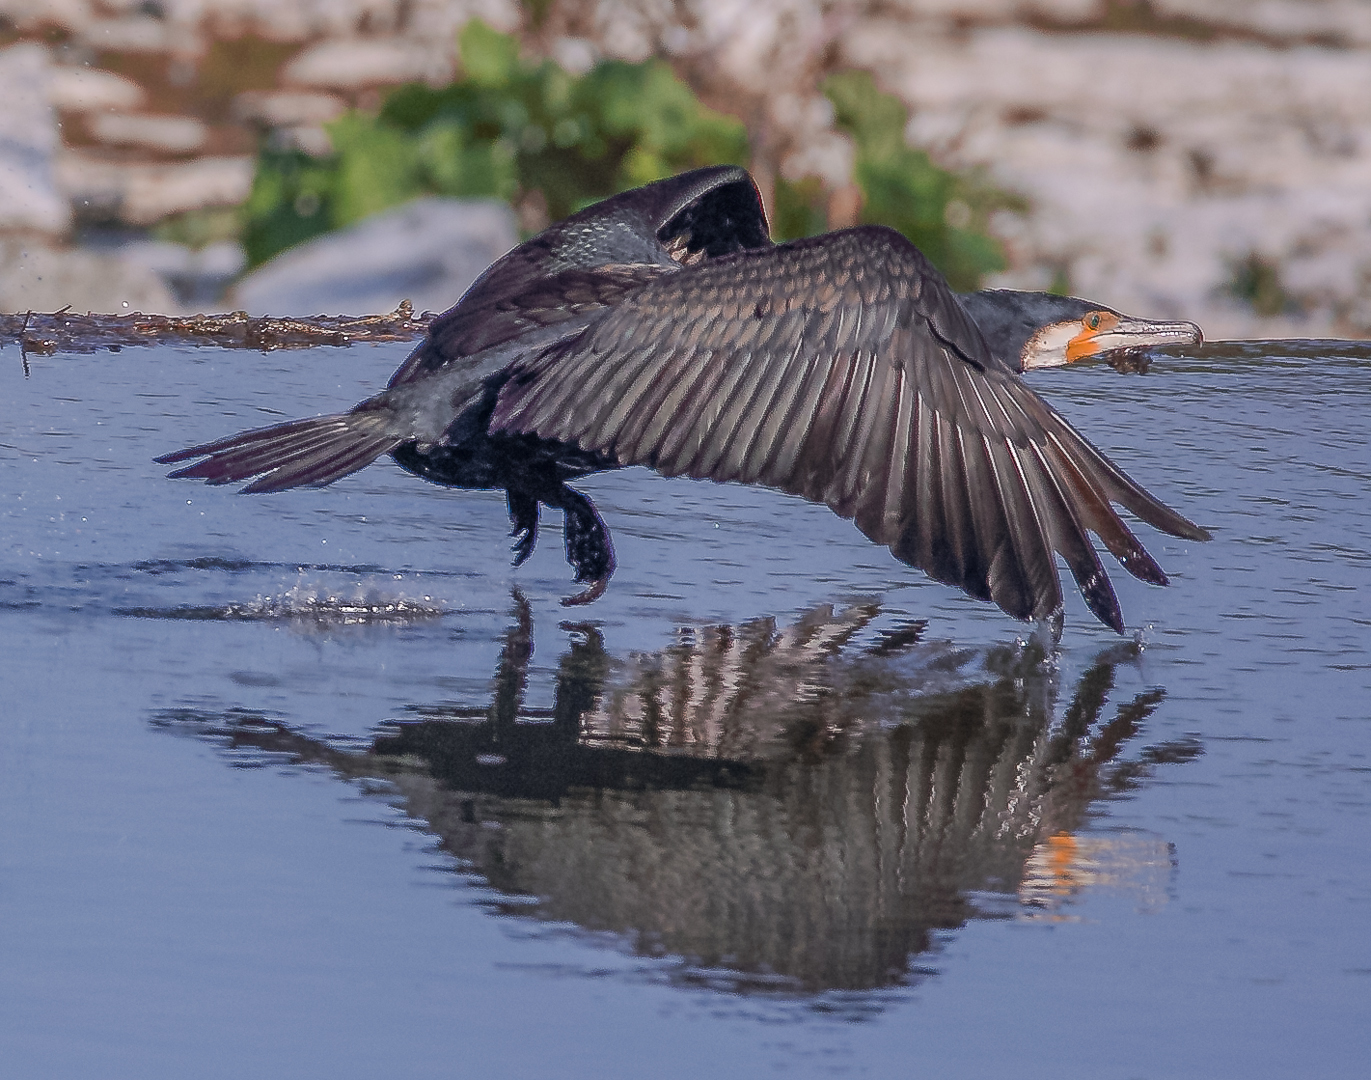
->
xmin=544 ymin=483 xmax=616 ymax=606
xmin=507 ymin=487 xmax=540 ymax=567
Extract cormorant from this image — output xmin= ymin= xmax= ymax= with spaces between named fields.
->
xmin=159 ymin=166 xmax=1209 ymax=631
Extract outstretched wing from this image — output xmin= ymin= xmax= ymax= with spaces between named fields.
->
xmin=388 ymin=166 xmax=770 ymax=388
xmin=491 ymin=226 xmax=1207 ymax=631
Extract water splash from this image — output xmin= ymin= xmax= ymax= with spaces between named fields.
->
xmin=118 ymin=580 xmax=448 ymax=626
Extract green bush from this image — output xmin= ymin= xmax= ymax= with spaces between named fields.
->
xmin=242 ymin=21 xmax=1013 ymax=291
xmin=242 ymin=21 xmax=749 ymax=266
xmin=823 ymin=71 xmax=1016 ymax=290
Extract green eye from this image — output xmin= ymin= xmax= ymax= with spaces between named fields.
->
xmin=1086 ymin=313 xmax=1101 ymax=330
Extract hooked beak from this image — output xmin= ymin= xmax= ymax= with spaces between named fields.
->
xmin=1064 ymin=314 xmax=1203 ymax=364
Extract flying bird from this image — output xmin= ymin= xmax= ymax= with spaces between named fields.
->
xmin=159 ymin=166 xmax=1209 ymax=631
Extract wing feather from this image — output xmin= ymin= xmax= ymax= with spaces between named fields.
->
xmin=790 ymin=348 xmax=858 ymax=497
xmin=581 ymin=336 xmax=667 ymax=439
xmin=945 ymin=356 xmax=1056 ymax=618
xmin=632 ymin=344 xmax=724 ymax=471
xmin=880 ymin=366 xmax=915 ymax=538
xmin=759 ymin=338 xmax=833 ymax=484
xmin=733 ymin=333 xmax=811 ymax=484
xmin=829 ymin=348 xmax=879 ymax=484
xmin=895 ymin=383 xmax=940 ymax=574
xmin=741 ymin=306 xmax=846 ymax=484
xmin=1020 ymin=439 xmax=1123 ymax=631
xmin=655 ymin=349 xmax=738 ymax=475
xmin=942 ymin=416 xmax=990 ymax=601
xmin=689 ymin=309 xmax=804 ymax=479
xmin=846 ymin=356 xmax=897 ymax=529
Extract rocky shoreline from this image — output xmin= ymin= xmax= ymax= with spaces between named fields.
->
xmin=2 ymin=0 xmax=1367 ymax=338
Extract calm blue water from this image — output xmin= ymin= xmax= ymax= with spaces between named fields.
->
xmin=2 ymin=337 xmax=1369 ymax=1078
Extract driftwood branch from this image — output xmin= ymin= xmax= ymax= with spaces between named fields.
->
xmin=2 ymin=303 xmax=437 ymax=357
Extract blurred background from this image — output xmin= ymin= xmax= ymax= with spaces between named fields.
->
xmin=2 ymin=0 xmax=1368 ymax=338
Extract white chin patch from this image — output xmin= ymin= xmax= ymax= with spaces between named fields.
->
xmin=1021 ymin=322 xmax=1079 ymax=369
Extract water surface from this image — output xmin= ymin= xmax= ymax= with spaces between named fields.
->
xmin=2 ymin=337 xmax=1368 ymax=1077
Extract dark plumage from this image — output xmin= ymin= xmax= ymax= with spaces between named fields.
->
xmin=159 ymin=166 xmax=1209 ymax=630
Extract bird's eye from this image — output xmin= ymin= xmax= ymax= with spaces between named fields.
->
xmin=1086 ymin=313 xmax=1102 ymax=330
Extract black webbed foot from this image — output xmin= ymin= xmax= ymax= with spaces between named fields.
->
xmin=507 ymin=487 xmax=540 ymax=567
xmin=559 ymin=486 xmax=616 ymax=582
xmin=547 ymin=484 xmax=615 ymax=604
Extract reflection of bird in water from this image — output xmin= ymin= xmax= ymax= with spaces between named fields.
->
xmin=160 ymin=166 xmax=1208 ymax=630
xmin=157 ymin=597 xmax=1201 ymax=994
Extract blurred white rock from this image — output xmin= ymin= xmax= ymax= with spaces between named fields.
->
xmin=48 ymin=65 xmax=146 ymax=113
xmin=1154 ymin=0 xmax=1371 ymax=46
xmin=114 ymin=238 xmax=247 ymax=308
xmin=231 ymin=197 xmax=518 ymax=316
xmin=56 ymin=153 xmax=256 ymax=225
xmin=0 ymin=237 xmax=182 ymax=314
xmin=231 ymin=90 xmax=347 ymax=158
xmin=0 ymin=43 xmax=72 ymax=236
xmin=232 ymin=90 xmax=348 ymax=128
xmin=86 ymin=113 xmax=210 ymax=154
xmin=0 ymin=0 xmax=96 ymax=35
xmin=76 ymin=16 xmax=178 ymax=54
xmin=282 ymin=38 xmax=453 ymax=89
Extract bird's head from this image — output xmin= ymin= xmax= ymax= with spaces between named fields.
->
xmin=957 ymin=290 xmax=1203 ymax=372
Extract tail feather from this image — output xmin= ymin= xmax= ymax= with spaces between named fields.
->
xmin=158 ymin=412 xmax=402 ymax=491
xmin=170 ymin=422 xmax=349 ymax=480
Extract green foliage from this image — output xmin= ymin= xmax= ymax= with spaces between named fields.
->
xmin=242 ymin=21 xmax=748 ymax=266
xmin=242 ymin=23 xmax=1013 ymax=290
xmin=769 ymin=175 xmax=829 ymax=242
xmin=151 ymin=207 xmax=242 ymax=249
xmin=1227 ymin=252 xmax=1293 ymax=317
xmin=241 ymin=143 xmax=348 ymax=267
xmin=822 ymin=71 xmax=1015 ymax=291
